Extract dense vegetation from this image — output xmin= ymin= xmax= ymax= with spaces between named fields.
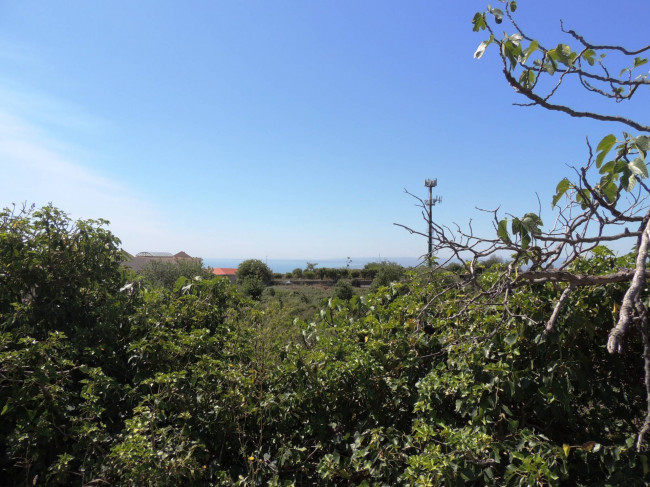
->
xmin=140 ymin=258 xmax=214 ymax=291
xmin=3 ymin=3 xmax=650 ymax=485
xmin=1 ymin=204 xmax=648 ymax=486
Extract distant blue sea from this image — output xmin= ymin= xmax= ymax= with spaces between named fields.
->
xmin=202 ymin=257 xmax=424 ymax=274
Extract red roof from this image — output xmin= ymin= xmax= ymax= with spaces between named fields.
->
xmin=212 ymin=268 xmax=237 ymax=276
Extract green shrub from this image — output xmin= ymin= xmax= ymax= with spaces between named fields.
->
xmin=445 ymin=261 xmax=464 ymax=273
xmin=368 ymin=261 xmax=405 ymax=290
xmin=333 ymin=279 xmax=355 ymax=301
xmin=240 ymin=276 xmax=265 ymax=299
xmin=237 ymin=259 xmax=273 ymax=285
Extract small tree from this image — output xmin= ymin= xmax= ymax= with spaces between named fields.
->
xmin=367 ymin=261 xmax=405 ymax=291
xmin=333 ymin=279 xmax=355 ymax=301
xmin=237 ymin=259 xmax=273 ymax=285
xmin=0 ymin=204 xmax=128 ymax=340
xmin=240 ymin=276 xmax=265 ymax=300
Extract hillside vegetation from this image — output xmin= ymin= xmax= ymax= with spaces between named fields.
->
xmin=0 ymin=204 xmax=647 ymax=486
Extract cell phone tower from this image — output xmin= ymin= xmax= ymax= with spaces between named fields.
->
xmin=424 ymin=179 xmax=442 ymax=266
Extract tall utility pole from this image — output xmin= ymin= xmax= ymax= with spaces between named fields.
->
xmin=424 ymin=179 xmax=442 ymax=266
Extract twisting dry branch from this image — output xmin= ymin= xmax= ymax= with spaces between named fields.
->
xmin=607 ymin=216 xmax=650 ymax=353
xmin=503 ymin=69 xmax=650 ymax=133
xmin=637 ymin=302 xmax=650 ymax=451
xmin=562 ymin=25 xmax=650 ymax=57
xmin=545 ymin=283 xmax=574 ymax=333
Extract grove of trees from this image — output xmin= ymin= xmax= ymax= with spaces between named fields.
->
xmin=139 ymin=258 xmax=214 ymax=290
xmin=2 ymin=2 xmax=650 ymax=485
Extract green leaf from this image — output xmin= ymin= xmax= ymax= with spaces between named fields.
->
xmin=575 ymin=191 xmax=591 ymax=210
xmin=497 ymin=219 xmax=511 ymax=244
xmin=519 ymin=69 xmax=535 ymax=88
xmin=599 ymin=159 xmax=628 ymax=176
xmin=596 ymin=134 xmax=616 ymax=167
xmin=502 ymin=40 xmax=522 ymax=70
xmin=597 ymin=134 xmax=617 ymax=152
xmin=552 ymin=178 xmax=571 ymax=207
xmin=602 ymin=181 xmax=618 ymax=203
xmin=555 ymin=177 xmax=571 ymax=193
xmin=598 ymin=160 xmax=615 ymax=174
xmin=583 ymin=49 xmax=596 ymax=66
xmin=634 ymin=135 xmax=650 ymax=152
xmin=621 ymin=167 xmax=637 ymax=191
xmin=629 ymin=158 xmax=648 ymax=178
xmin=511 ymin=218 xmax=532 ymax=249
xmin=474 ymin=35 xmax=494 ymax=59
xmin=1 ymin=402 xmax=9 ymax=416
xmin=548 ymin=44 xmax=575 ymax=67
xmin=491 ymin=7 xmax=504 ymax=23
xmin=509 ymin=1 xmax=517 ymax=12
xmin=173 ymin=275 xmax=188 ymax=293
xmin=558 ymin=44 xmax=575 ymax=66
xmin=508 ymin=33 xmax=523 ymax=45
xmin=527 ymin=69 xmax=535 ymax=86
xmin=521 ymin=213 xmax=543 ymax=234
xmin=634 ymin=57 xmax=648 ymax=68
xmin=543 ymin=58 xmax=557 ymax=75
xmin=472 ymin=12 xmax=487 ymax=32
xmin=521 ymin=40 xmax=538 ymax=63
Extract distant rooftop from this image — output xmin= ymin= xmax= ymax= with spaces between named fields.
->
xmin=212 ymin=268 xmax=237 ymax=276
xmin=136 ymin=252 xmax=173 ymax=257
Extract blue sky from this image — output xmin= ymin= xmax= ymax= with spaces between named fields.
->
xmin=1 ymin=1 xmax=648 ymax=259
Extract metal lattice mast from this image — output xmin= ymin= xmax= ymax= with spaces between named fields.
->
xmin=424 ymin=179 xmax=442 ymax=266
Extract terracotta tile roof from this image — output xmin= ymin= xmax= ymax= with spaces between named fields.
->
xmin=174 ymin=251 xmax=192 ymax=258
xmin=212 ymin=268 xmax=238 ymax=276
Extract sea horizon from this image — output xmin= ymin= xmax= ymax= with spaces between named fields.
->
xmin=202 ymin=256 xmax=425 ymax=274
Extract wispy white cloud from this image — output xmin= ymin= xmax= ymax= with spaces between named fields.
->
xmin=0 ymin=102 xmax=182 ymax=254
xmin=0 ymin=82 xmax=112 ymax=136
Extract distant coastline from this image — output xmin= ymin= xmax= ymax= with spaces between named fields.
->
xmin=202 ymin=257 xmax=424 ymax=274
